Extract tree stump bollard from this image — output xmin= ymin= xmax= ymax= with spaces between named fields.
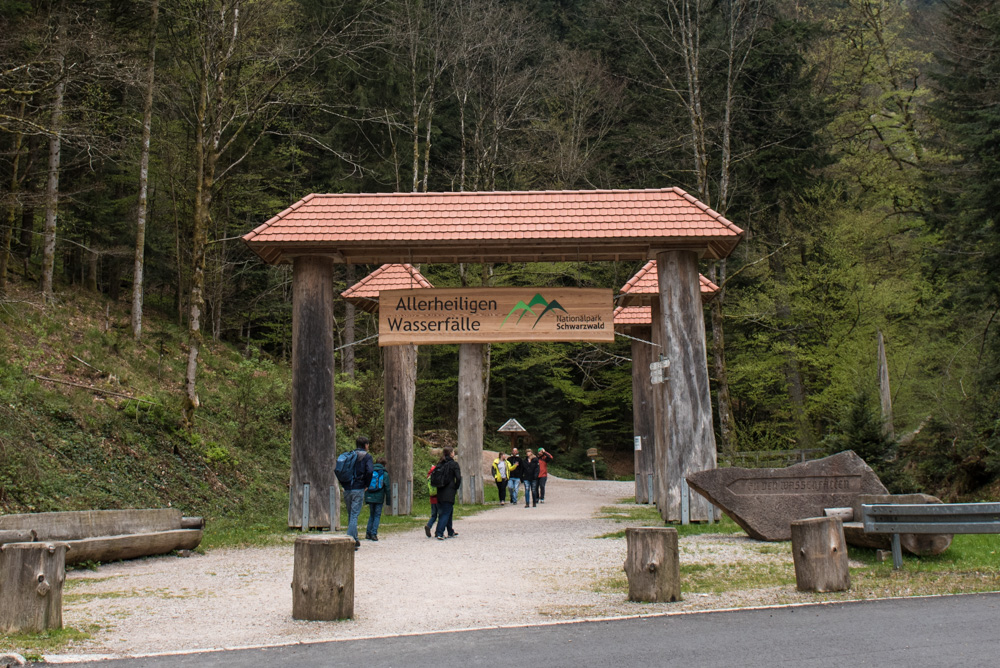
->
xmin=0 ymin=541 xmax=69 ymax=633
xmin=623 ymin=527 xmax=681 ymax=602
xmin=291 ymin=535 xmax=354 ymax=620
xmin=791 ymin=517 xmax=850 ymax=592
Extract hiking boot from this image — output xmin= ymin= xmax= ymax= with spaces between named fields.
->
xmin=448 ymin=532 xmax=458 ymax=538
xmin=371 ymin=535 xmax=378 ymax=542
xmin=424 ymin=525 xmax=431 ymax=538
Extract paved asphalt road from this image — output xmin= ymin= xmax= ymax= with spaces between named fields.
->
xmin=50 ymin=593 xmax=1000 ymax=668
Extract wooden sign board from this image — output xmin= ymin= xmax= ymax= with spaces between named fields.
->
xmin=379 ymin=287 xmax=614 ymax=345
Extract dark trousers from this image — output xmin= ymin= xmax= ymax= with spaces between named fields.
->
xmin=435 ymin=502 xmax=455 ymax=537
xmin=426 ymin=502 xmax=439 ymax=529
xmin=538 ymin=475 xmax=548 ymax=500
xmin=496 ymin=479 xmax=508 ymax=502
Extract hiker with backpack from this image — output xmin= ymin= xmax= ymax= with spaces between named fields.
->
xmin=365 ymin=458 xmax=391 ymax=541
xmin=430 ymin=447 xmax=461 ymax=540
xmin=335 ymin=435 xmax=374 ymax=549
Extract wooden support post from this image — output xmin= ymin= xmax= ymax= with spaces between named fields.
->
xmin=654 ymin=250 xmax=717 ymax=522
xmin=384 ymin=343 xmax=417 ymax=515
xmin=289 ymin=256 xmax=337 ymax=529
xmin=291 ymin=535 xmax=354 ymax=621
xmin=631 ymin=326 xmax=656 ymax=504
xmin=0 ymin=542 xmax=68 ymax=633
xmin=791 ymin=517 xmax=850 ymax=592
xmin=623 ymin=527 xmax=681 ymax=602
xmin=649 ymin=299 xmax=668 ymax=517
xmin=458 ymin=343 xmax=485 ymax=504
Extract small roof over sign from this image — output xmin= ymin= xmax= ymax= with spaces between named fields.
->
xmin=498 ymin=419 xmax=527 ymax=434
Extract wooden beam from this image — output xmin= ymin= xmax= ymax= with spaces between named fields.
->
xmin=289 ymin=256 xmax=337 ymax=529
xmin=457 ymin=343 xmax=485 ymax=504
xmin=631 ymin=326 xmax=656 ymax=504
xmin=384 ymin=344 xmax=417 ymax=515
xmin=654 ymin=250 xmax=717 ymax=522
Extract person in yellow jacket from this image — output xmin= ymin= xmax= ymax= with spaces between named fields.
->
xmin=492 ymin=452 xmax=514 ymax=506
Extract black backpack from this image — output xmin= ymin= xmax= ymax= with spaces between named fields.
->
xmin=430 ymin=463 xmax=449 ymax=489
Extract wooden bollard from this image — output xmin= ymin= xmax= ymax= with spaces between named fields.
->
xmin=791 ymin=517 xmax=850 ymax=592
xmin=291 ymin=535 xmax=354 ymax=620
xmin=623 ymin=527 xmax=681 ymax=602
xmin=0 ymin=541 xmax=69 ymax=633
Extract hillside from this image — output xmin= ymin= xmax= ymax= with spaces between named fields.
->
xmin=0 ymin=276 xmax=297 ymax=541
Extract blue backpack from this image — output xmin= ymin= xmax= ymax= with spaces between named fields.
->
xmin=335 ymin=450 xmax=358 ymax=486
xmin=369 ymin=468 xmax=386 ymax=492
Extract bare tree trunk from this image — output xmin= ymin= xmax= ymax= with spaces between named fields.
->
xmin=184 ymin=73 xmax=209 ymax=428
xmin=132 ymin=0 xmax=159 ymax=340
xmin=41 ymin=66 xmax=66 ymax=303
xmin=0 ymin=102 xmax=25 ymax=295
xmin=709 ymin=260 xmax=736 ymax=457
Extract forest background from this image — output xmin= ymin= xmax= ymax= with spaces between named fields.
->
xmin=1 ymin=0 xmax=999 ymax=520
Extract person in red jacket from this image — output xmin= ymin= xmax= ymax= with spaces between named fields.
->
xmin=537 ymin=447 xmax=554 ymax=503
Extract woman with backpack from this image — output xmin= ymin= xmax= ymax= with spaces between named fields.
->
xmin=364 ymin=458 xmax=391 ymax=541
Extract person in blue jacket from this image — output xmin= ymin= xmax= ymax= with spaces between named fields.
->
xmin=342 ymin=436 xmax=374 ymax=549
xmin=365 ymin=458 xmax=391 ymax=541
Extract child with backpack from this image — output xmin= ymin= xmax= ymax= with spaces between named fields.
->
xmin=364 ymin=458 xmax=391 ymax=541
xmin=424 ymin=448 xmax=442 ymax=538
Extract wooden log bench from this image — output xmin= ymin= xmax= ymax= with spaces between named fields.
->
xmin=861 ymin=502 xmax=1000 ymax=570
xmin=0 ymin=509 xmax=203 ymax=565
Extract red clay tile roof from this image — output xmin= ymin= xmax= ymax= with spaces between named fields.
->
xmin=243 ymin=189 xmax=743 ymax=265
xmin=341 ymin=264 xmax=433 ymax=313
xmin=617 ymin=260 xmax=720 ymax=306
xmin=614 ymin=305 xmax=652 ymax=328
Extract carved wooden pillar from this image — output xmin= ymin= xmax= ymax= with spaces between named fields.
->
xmin=654 ymin=250 xmax=717 ymax=521
xmin=631 ymin=326 xmax=656 ymax=504
xmin=457 ymin=343 xmax=485 ymax=504
xmin=289 ymin=255 xmax=337 ymax=529
xmin=384 ymin=343 xmax=417 ymax=515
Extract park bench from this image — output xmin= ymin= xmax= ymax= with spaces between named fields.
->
xmin=861 ymin=502 xmax=1000 ymax=569
xmin=0 ymin=508 xmax=203 ymax=565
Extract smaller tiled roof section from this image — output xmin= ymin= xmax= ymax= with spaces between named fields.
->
xmin=617 ymin=260 xmax=720 ymax=305
xmin=341 ymin=263 xmax=433 ymax=313
xmin=614 ymin=305 xmax=652 ymax=327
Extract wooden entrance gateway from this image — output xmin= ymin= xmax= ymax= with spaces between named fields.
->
xmin=242 ymin=188 xmax=744 ymax=527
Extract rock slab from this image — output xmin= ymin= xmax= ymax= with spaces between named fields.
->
xmin=686 ymin=451 xmax=888 ymax=541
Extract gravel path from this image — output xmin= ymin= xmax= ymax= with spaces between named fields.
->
xmin=58 ymin=477 xmax=806 ymax=660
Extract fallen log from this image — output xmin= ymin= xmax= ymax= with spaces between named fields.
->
xmin=63 ymin=530 xmax=203 ymax=565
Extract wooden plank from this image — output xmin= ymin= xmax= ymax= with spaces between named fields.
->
xmin=62 ymin=529 xmax=202 ymax=565
xmin=379 ymin=288 xmax=614 ymax=345
xmin=289 ymin=255 xmax=337 ymax=529
xmin=0 ymin=509 xmax=181 ymax=540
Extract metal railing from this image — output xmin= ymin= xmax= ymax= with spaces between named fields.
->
xmin=861 ymin=502 xmax=1000 ymax=569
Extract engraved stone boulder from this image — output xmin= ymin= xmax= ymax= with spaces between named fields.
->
xmin=686 ymin=451 xmax=888 ymax=541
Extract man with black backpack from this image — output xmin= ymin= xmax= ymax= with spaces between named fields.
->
xmin=336 ymin=435 xmax=374 ymax=549
xmin=431 ymin=447 xmax=461 ymax=540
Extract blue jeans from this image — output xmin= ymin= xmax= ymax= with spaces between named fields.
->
xmin=366 ymin=502 xmax=383 ymax=537
xmin=343 ymin=488 xmax=365 ymax=542
xmin=435 ymin=502 xmax=455 ymax=537
xmin=524 ymin=480 xmax=538 ymax=506
xmin=508 ymin=479 xmax=520 ymax=504
xmin=426 ymin=502 xmax=439 ymax=529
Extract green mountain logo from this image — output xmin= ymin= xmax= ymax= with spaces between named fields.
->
xmin=500 ymin=293 xmax=568 ymax=329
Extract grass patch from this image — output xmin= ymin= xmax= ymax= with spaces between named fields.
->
xmin=594 ymin=500 xmax=743 ymax=537
xmin=0 ymin=626 xmax=95 ymax=659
